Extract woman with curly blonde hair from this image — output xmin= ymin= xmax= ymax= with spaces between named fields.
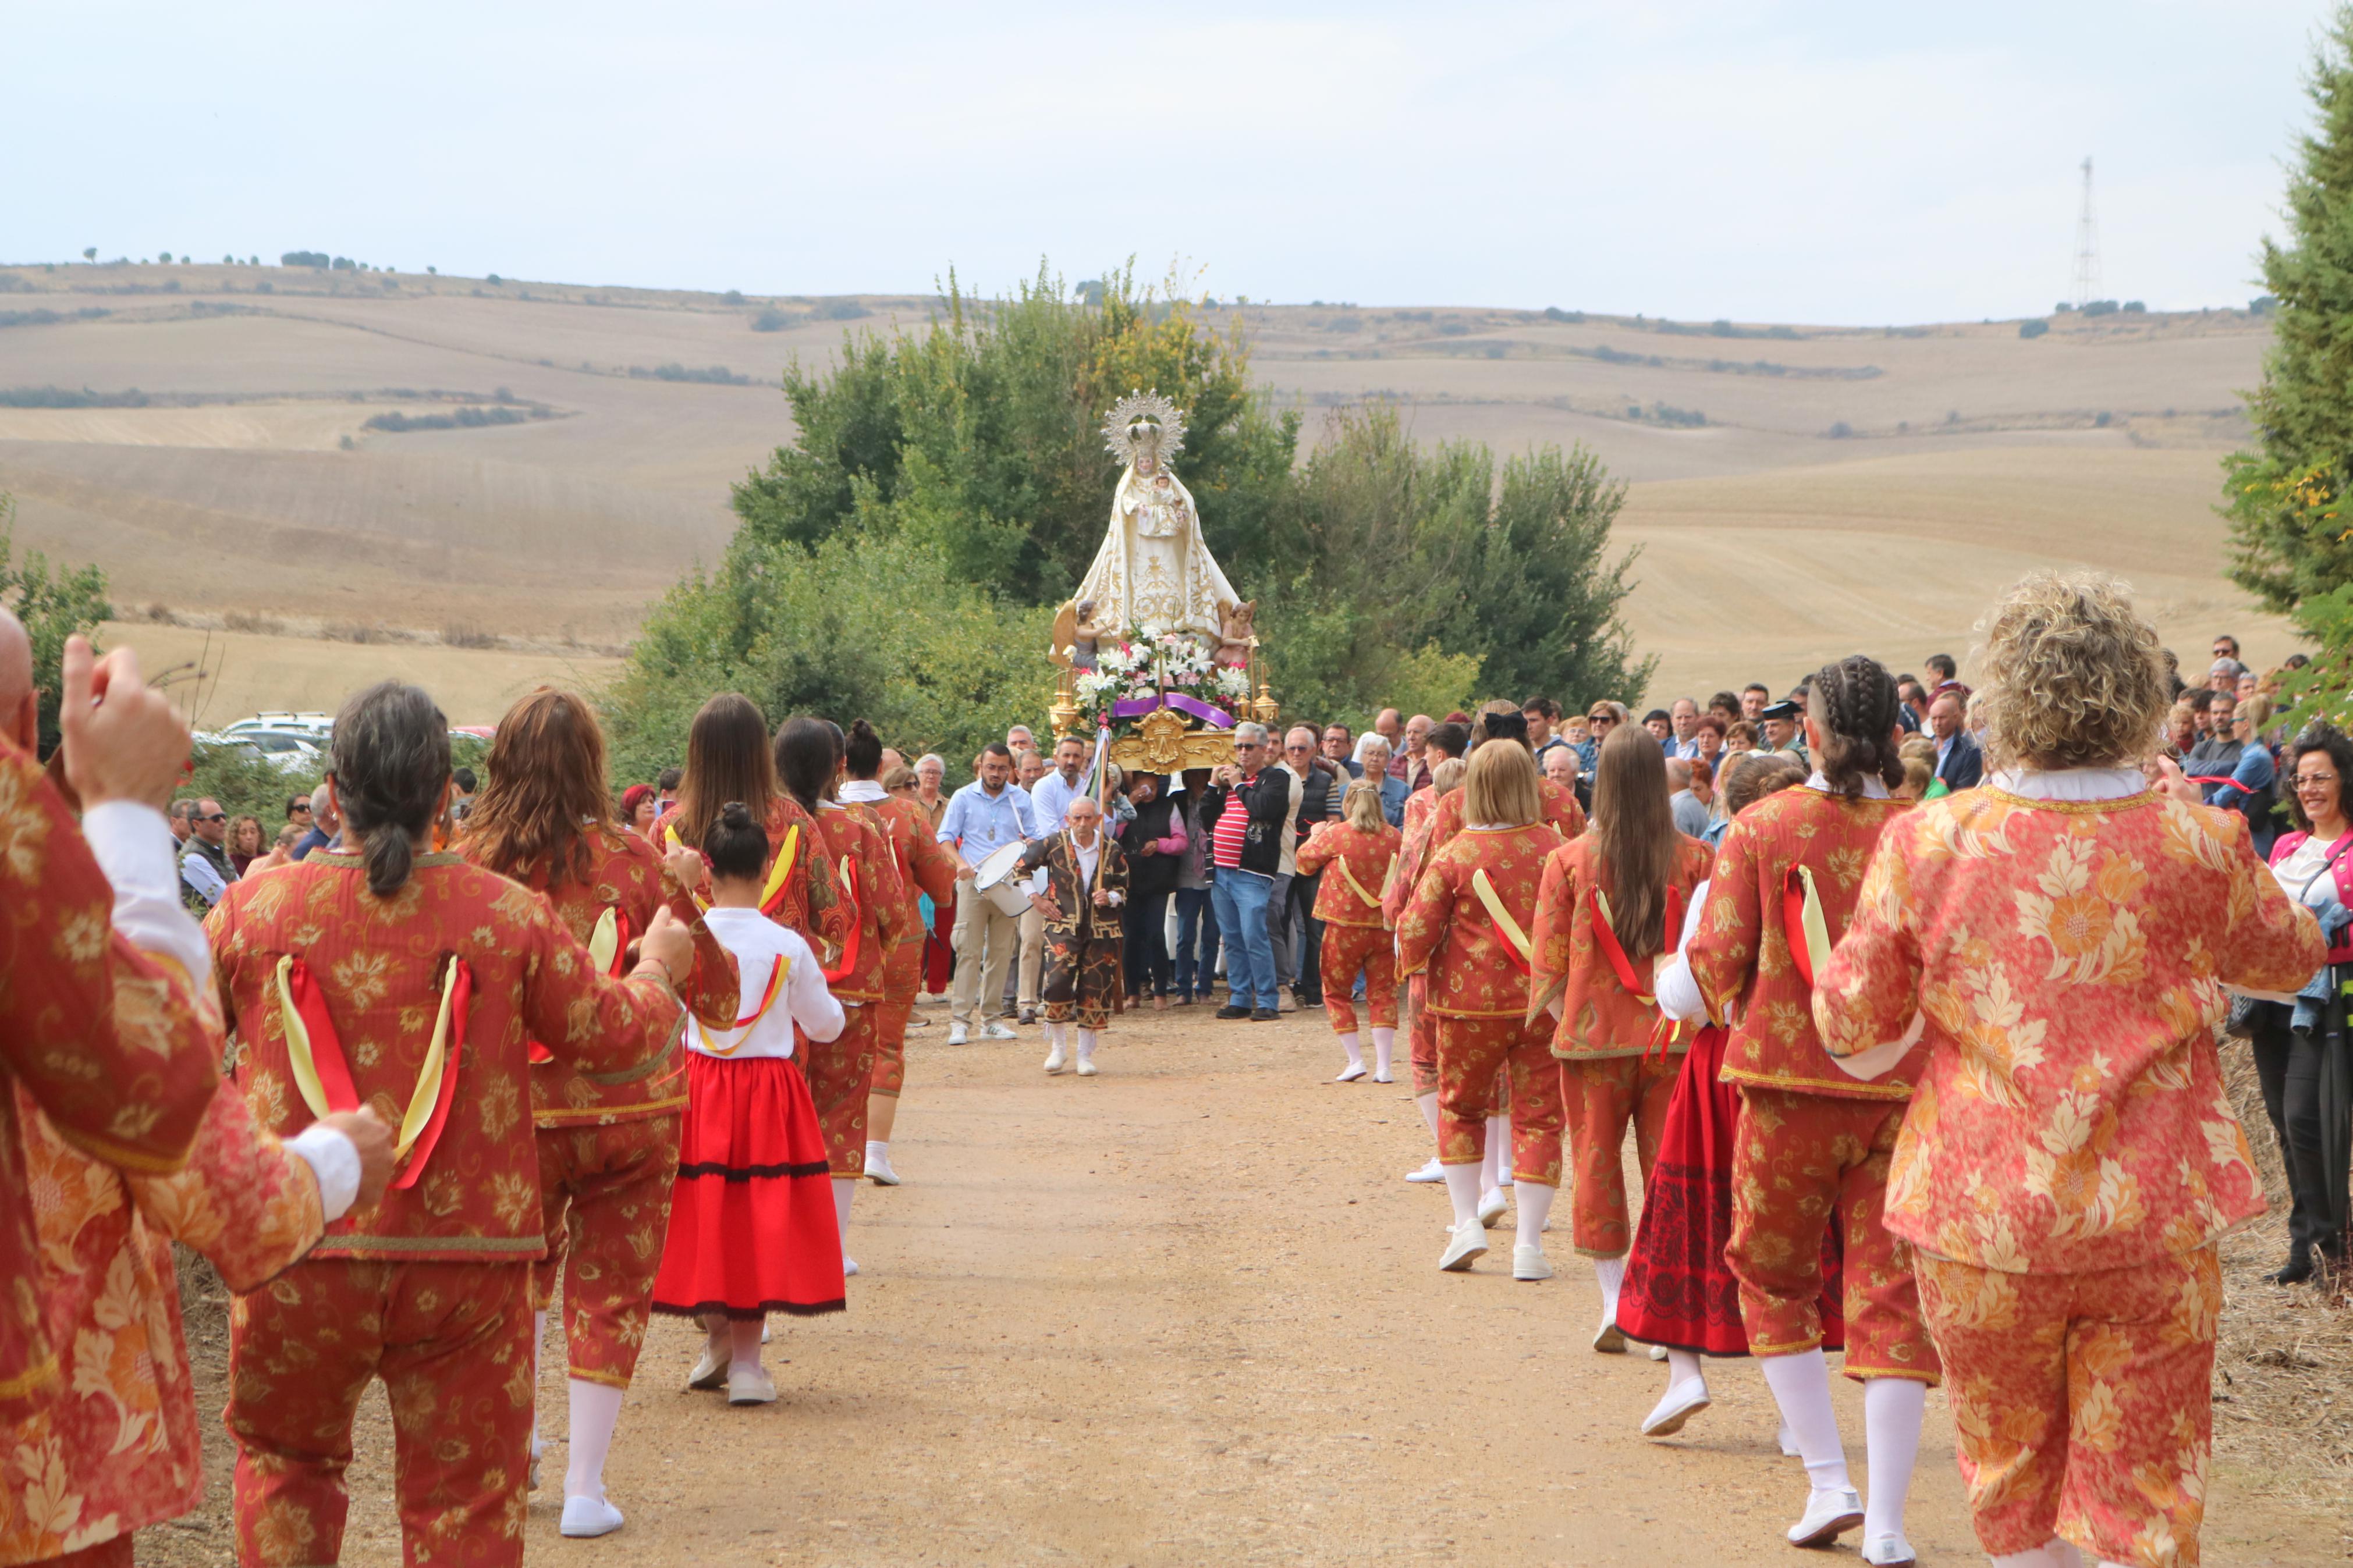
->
xmin=1815 ymin=571 xmax=2327 ymax=1568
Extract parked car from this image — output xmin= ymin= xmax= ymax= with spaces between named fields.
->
xmin=223 ymin=712 xmax=335 ymax=739
xmin=195 ymin=728 xmax=322 ymax=774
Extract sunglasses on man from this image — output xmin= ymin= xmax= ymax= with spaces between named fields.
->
xmin=196 ymin=812 xmax=228 ymax=823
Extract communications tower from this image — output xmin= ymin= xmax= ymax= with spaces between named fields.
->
xmin=2071 ymin=156 xmax=2100 ymax=308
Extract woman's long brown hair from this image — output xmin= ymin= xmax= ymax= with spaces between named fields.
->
xmin=1589 ymin=726 xmax=1678 ymax=961
xmin=675 ymin=693 xmax=778 ymax=849
xmin=463 ymin=688 xmax=616 ymax=888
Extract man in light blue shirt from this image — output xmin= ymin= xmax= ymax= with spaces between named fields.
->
xmin=936 ymin=742 xmax=1037 ymax=1043
xmin=1027 ymin=735 xmax=1089 ymax=837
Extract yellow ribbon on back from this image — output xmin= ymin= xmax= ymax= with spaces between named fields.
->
xmin=1471 ymin=869 xmax=1532 ymax=962
xmin=275 ymin=954 xmax=335 ymax=1121
xmin=396 ymin=961 xmax=464 ymax=1162
xmin=1793 ymin=864 xmax=1833 ymax=983
xmin=761 ymin=824 xmax=801 ymax=913
xmin=587 ymin=906 xmax=622 ymax=973
xmin=1336 ymin=854 xmax=1383 ymax=909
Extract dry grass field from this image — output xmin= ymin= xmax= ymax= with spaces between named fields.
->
xmin=0 ymin=259 xmax=2293 ymax=721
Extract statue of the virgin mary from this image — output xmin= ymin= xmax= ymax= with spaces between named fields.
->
xmin=1067 ymin=392 xmax=1240 ymax=646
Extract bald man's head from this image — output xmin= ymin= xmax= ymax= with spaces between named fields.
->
xmin=0 ymin=609 xmax=36 ymax=753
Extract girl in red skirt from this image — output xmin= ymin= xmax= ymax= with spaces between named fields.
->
xmin=1617 ymin=753 xmax=1846 ymax=1440
xmin=651 ymin=802 xmax=849 ymax=1406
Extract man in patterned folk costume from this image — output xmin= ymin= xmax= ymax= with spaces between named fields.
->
xmin=0 ymin=625 xmax=396 ymax=1568
xmin=1066 ymin=392 xmax=1243 ymax=645
xmin=1684 ymin=655 xmax=1930 ymax=1567
xmin=1016 ymin=795 xmax=1129 ymax=1075
xmin=455 ymin=688 xmax=741 ymax=1540
xmin=1816 ymin=574 xmax=2327 ymax=1568
xmin=207 ymin=684 xmax=703 ymax=1568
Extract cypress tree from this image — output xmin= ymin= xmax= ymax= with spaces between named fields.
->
xmin=2226 ymin=7 xmax=2353 ymax=610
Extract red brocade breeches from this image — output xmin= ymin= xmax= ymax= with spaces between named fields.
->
xmin=1319 ymin=922 xmax=1397 ymax=1033
xmin=802 ymin=1004 xmax=878 ymax=1176
xmin=1915 ymin=1247 xmax=2220 ymax=1566
xmin=1433 ymin=1013 xmax=1561 ymax=1186
xmin=229 ymin=1258 xmax=534 ymax=1567
xmin=871 ymin=941 xmax=922 ymax=1098
xmin=1726 ymin=1086 xmax=1938 ymax=1383
xmin=1560 ymin=1053 xmax=1678 ymax=1258
xmin=532 ymin=1115 xmax=679 ymax=1388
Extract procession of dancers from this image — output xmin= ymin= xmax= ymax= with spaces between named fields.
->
xmin=0 ymin=566 xmax=2327 ymax=1567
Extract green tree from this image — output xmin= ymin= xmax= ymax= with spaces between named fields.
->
xmin=2226 ymin=6 xmax=2353 ymax=610
xmin=0 ymin=493 xmax=113 ymax=757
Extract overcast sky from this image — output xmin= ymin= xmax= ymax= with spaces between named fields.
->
xmin=9 ymin=1 xmax=2334 ymax=323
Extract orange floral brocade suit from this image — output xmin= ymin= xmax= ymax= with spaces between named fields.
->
xmin=865 ymin=791 xmax=961 ymax=1100
xmin=0 ymin=740 xmax=225 ymax=1417
xmin=1384 ymin=787 xmax=1449 ymax=1098
xmin=462 ymin=827 xmax=740 ymax=1393
xmin=1815 ymin=785 xmax=2325 ymax=1567
xmin=1683 ymin=785 xmax=1939 ymax=1384
xmin=1293 ymin=818 xmax=1402 ymax=1034
xmin=809 ymin=802 xmax=907 ymax=1176
xmin=1396 ymin=823 xmax=1568 ymax=1185
xmin=208 ymin=852 xmax=685 ymax=1568
xmin=1528 ymin=833 xmax=1713 ymax=1257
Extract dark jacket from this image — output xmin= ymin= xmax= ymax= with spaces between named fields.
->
xmin=1119 ymin=794 xmax=1184 ymax=898
xmin=1293 ymin=763 xmax=1341 ymax=859
xmin=1202 ymin=766 xmax=1290 ymax=877
xmin=1933 ymin=731 xmax=1984 ymax=792
xmin=1015 ymin=831 xmax=1129 ymax=941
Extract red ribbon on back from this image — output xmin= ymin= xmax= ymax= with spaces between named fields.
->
xmin=1782 ymin=870 xmax=1815 ymax=986
xmin=1586 ymin=884 xmax=1683 ymax=1007
xmin=283 ymin=958 xmax=362 ymax=1112
xmin=821 ymin=858 xmax=862 ymax=985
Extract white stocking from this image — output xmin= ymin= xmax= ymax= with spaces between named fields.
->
xmin=832 ymin=1176 xmax=854 ymax=1250
xmin=1513 ymin=1181 xmax=1554 ymax=1251
xmin=1759 ymin=1348 xmax=1851 ymax=1494
xmin=1371 ymin=1027 xmax=1395 ymax=1078
xmin=1990 ymin=1546 xmax=2085 ymax=1568
xmin=1862 ymin=1376 xmax=1925 ymax=1543
xmin=1483 ymin=1114 xmax=1511 ymax=1189
xmin=1415 ymin=1091 xmax=1441 ymax=1147
xmin=1337 ymin=1030 xmax=1364 ymax=1067
xmin=1077 ymin=1028 xmax=1098 ymax=1063
xmin=1665 ymin=1347 xmax=1703 ymax=1392
xmin=564 ymin=1378 xmax=625 ymax=1501
xmin=1592 ymin=1254 xmax=1626 ymax=1326
xmin=729 ymin=1317 xmax=764 ymax=1371
xmin=1440 ymin=1161 xmax=1482 ymax=1229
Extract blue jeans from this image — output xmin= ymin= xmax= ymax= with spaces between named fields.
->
xmin=1211 ymin=867 xmax=1277 ymax=1010
xmin=1173 ymin=886 xmax=1218 ymax=998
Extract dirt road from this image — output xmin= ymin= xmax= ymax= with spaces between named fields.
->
xmin=157 ymin=1004 xmax=2343 ymax=1566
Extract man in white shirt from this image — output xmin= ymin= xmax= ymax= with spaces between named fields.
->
xmin=1669 ymin=698 xmax=1703 ymax=760
xmin=1028 ymin=735 xmax=1089 ymax=834
xmin=936 ymin=743 xmax=1037 ymax=1044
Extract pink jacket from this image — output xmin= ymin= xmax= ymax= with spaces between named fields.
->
xmin=2269 ymin=829 xmax=2353 ymax=964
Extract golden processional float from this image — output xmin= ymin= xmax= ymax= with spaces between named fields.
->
xmin=1046 ymin=391 xmax=1278 ymax=774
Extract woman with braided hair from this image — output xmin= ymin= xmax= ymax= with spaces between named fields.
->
xmin=1683 ymin=655 xmax=1931 ymax=1566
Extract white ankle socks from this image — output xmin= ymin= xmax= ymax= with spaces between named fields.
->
xmin=1371 ymin=1027 xmax=1394 ymax=1077
xmin=1862 ymin=1376 xmax=1925 ymax=1545
xmin=865 ymin=1139 xmax=888 ymax=1168
xmin=565 ymin=1377 xmax=625 ymax=1501
xmin=1513 ymin=1181 xmax=1553 ymax=1251
xmin=1759 ymin=1348 xmax=1851 ymax=1494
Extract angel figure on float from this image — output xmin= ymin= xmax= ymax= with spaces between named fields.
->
xmin=1064 ymin=392 xmax=1243 ymax=648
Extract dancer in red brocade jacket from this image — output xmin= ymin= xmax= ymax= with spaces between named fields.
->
xmin=1383 ymin=724 xmax=1468 ymax=1185
xmin=784 ymin=717 xmax=906 ymax=1274
xmin=1527 ymin=727 xmax=1712 ymax=1328
xmin=208 ymin=683 xmax=700 ymax=1568
xmin=1683 ymin=657 xmax=1925 ymax=1566
xmin=663 ymin=693 xmax=849 ymax=960
xmin=837 ymin=721 xmax=959 ymax=1188
xmin=0 ymin=638 xmax=228 ymax=1423
xmin=1293 ymin=782 xmax=1402 ymax=1083
xmin=1816 ymin=575 xmax=2328 ymax=1568
xmin=456 ymin=688 xmax=740 ymax=1540
xmin=1395 ymin=741 xmax=1565 ymax=1275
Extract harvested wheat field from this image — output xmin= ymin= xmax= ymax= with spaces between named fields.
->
xmin=145 ymin=1007 xmax=2347 ymax=1566
xmin=0 ymin=262 xmax=2298 ymax=721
